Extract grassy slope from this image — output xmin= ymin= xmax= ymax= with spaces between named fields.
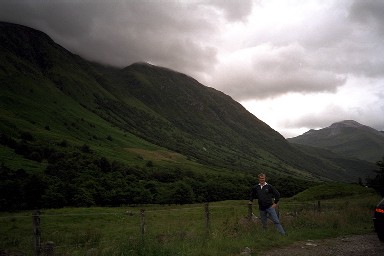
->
xmin=0 ymin=67 xmax=239 ymax=180
xmin=0 ymin=55 xmax=190 ymax=172
xmin=95 ymin=63 xmax=362 ymax=181
xmin=291 ymin=144 xmax=377 ymax=182
xmin=0 ymin=21 xmax=376 ymax=185
xmin=0 ymin=24 xmax=302 ymax=181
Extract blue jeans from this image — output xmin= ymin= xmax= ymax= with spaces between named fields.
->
xmin=260 ymin=206 xmax=286 ymax=235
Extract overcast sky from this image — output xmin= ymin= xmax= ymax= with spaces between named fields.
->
xmin=1 ymin=0 xmax=383 ymax=138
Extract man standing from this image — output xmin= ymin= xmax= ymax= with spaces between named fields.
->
xmin=249 ymin=173 xmax=286 ymax=235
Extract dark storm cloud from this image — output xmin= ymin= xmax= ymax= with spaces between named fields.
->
xmin=0 ymin=1 xmax=99 ymax=37
xmin=0 ymin=0 xmax=235 ymax=78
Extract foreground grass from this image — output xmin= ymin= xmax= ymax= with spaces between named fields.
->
xmin=0 ymin=187 xmax=381 ymax=256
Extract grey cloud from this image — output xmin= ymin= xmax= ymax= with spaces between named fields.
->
xmin=209 ymin=0 xmax=384 ymax=102
xmin=206 ymin=0 xmax=254 ymax=22
xmin=0 ymin=0 xmax=221 ymax=76
xmin=349 ymin=0 xmax=384 ymax=35
xmin=0 ymin=1 xmax=99 ymax=37
xmin=220 ymin=69 xmax=345 ymax=101
xmin=285 ymin=104 xmax=348 ymax=130
xmin=282 ymin=99 xmax=384 ymax=134
xmin=211 ymin=42 xmax=347 ymax=101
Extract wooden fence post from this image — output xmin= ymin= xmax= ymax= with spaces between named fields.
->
xmin=204 ymin=202 xmax=210 ymax=233
xmin=32 ymin=210 xmax=41 ymax=256
xmin=140 ymin=209 xmax=145 ymax=236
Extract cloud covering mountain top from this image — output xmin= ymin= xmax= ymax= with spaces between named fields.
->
xmin=1 ymin=0 xmax=383 ymax=137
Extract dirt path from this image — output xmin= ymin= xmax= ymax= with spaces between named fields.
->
xmin=262 ymin=233 xmax=384 ymax=256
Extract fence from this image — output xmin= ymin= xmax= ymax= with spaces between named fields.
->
xmin=1 ymin=200 xmax=344 ymax=256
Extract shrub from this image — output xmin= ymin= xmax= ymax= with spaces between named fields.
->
xmin=80 ymin=144 xmax=92 ymax=153
xmin=20 ymin=131 xmax=34 ymax=141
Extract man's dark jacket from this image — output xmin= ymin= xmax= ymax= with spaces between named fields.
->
xmin=249 ymin=183 xmax=280 ymax=210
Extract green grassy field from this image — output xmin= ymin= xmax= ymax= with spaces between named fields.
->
xmin=0 ymin=184 xmax=381 ymax=256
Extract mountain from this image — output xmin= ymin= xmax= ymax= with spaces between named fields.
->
xmin=288 ymin=120 xmax=384 ymax=163
xmin=0 ymin=22 xmax=378 ymax=209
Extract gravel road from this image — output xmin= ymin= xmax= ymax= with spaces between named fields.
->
xmin=263 ymin=233 xmax=384 ymax=256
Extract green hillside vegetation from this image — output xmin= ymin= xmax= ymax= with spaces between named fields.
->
xmin=290 ymin=144 xmax=377 ymax=182
xmin=0 ymin=22 xmax=376 ymax=210
xmin=291 ymin=183 xmax=375 ymax=201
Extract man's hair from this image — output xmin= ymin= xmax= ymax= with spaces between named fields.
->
xmin=258 ymin=173 xmax=266 ymax=178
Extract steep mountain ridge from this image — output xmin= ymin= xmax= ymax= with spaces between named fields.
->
xmin=0 ymin=22 xmax=376 ymax=184
xmin=288 ymin=120 xmax=384 ymax=163
xmin=0 ymin=22 xmax=117 ymax=109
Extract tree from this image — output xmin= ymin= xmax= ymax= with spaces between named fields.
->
xmin=72 ymin=187 xmax=95 ymax=207
xmin=80 ymin=144 xmax=92 ymax=153
xmin=24 ymin=174 xmax=45 ymax=209
xmin=98 ymin=157 xmax=111 ymax=172
xmin=367 ymin=156 xmax=384 ymax=196
xmin=146 ymin=160 xmax=153 ymax=167
xmin=171 ymin=181 xmax=194 ymax=204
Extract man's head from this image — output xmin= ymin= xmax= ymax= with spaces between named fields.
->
xmin=258 ymin=173 xmax=266 ymax=185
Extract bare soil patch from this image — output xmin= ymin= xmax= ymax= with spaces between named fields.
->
xmin=263 ymin=233 xmax=384 ymax=256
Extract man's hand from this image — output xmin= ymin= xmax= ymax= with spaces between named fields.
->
xmin=248 ymin=201 xmax=253 ymax=205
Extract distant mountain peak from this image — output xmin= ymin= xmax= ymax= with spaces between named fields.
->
xmin=328 ymin=120 xmax=382 ymax=136
xmin=302 ymin=129 xmax=317 ymax=135
xmin=329 ymin=120 xmax=364 ymax=129
xmin=131 ymin=61 xmax=155 ymax=67
xmin=288 ymin=120 xmax=384 ymax=162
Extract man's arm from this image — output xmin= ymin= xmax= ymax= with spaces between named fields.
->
xmin=249 ymin=186 xmax=257 ymax=203
xmin=271 ymin=185 xmax=281 ymax=204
